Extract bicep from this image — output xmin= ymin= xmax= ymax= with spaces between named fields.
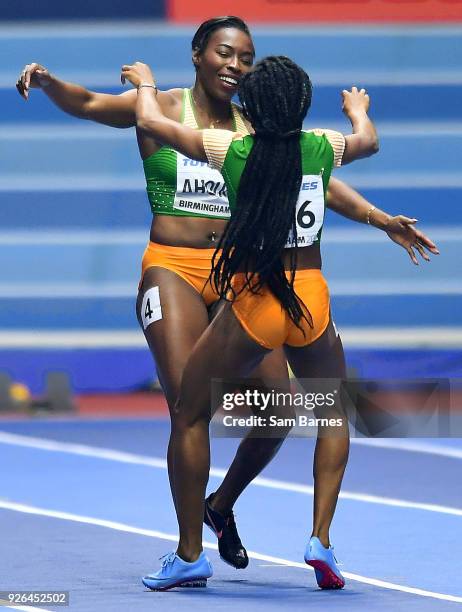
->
xmin=84 ymin=90 xmax=137 ymax=128
xmin=342 ymin=133 xmax=372 ymax=164
xmin=83 ymin=89 xmax=177 ymax=129
xmin=141 ymin=118 xmax=207 ymax=162
xmin=168 ymin=123 xmax=207 ymax=161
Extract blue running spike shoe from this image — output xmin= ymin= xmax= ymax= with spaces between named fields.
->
xmin=204 ymin=493 xmax=249 ymax=569
xmin=304 ymin=536 xmax=345 ymax=589
xmin=142 ymin=551 xmax=213 ymax=591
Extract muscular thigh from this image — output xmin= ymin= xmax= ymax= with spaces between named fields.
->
xmin=208 ymin=299 xmax=289 ymax=383
xmin=285 ymin=317 xmax=348 ymax=428
xmin=137 ymin=266 xmax=210 ymax=408
xmin=175 ymin=303 xmax=269 ymax=424
xmin=284 ymin=317 xmax=346 ymax=380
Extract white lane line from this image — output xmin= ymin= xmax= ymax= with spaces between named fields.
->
xmin=0 ymin=126 xmax=136 ymax=140
xmin=2 ymin=173 xmax=462 ymax=191
xmin=0 ymin=231 xmax=147 ymax=244
xmin=329 ymin=282 xmax=462 ymax=296
xmin=333 ymin=172 xmax=462 ymax=189
xmin=351 ymin=438 xmax=462 ymax=460
xmin=0 ymin=284 xmax=136 ymax=298
xmin=3 ymin=122 xmax=462 ymax=139
xmin=4 ymin=69 xmax=462 ymax=88
xmin=322 ymin=227 xmax=462 ymax=243
xmin=0 ymin=176 xmax=142 ymax=191
xmin=339 ymin=327 xmax=462 ymax=348
xmin=0 ymin=331 xmax=146 ymax=348
xmin=0 ymin=328 xmax=461 ymax=348
xmin=1 ymin=500 xmax=461 ymax=603
xmin=2 ymin=71 xmax=195 ymax=89
xmin=0 ymin=227 xmax=460 ymax=245
xmin=1 ymin=282 xmax=461 ymax=299
xmin=0 ymin=604 xmax=53 ymax=612
xmin=0 ymin=432 xmax=461 ymax=517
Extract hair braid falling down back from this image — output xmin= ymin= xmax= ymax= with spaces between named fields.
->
xmin=211 ymin=56 xmax=313 ymax=328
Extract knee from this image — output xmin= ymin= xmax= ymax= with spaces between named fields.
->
xmin=239 ymin=435 xmax=285 ymax=462
xmin=171 ymin=397 xmax=211 ymax=430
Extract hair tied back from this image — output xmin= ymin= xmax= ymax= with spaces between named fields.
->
xmin=255 ymin=128 xmax=301 ymax=140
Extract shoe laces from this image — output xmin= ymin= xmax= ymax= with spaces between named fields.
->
xmin=330 ymin=548 xmax=342 ymax=566
xmin=310 ymin=540 xmax=342 ymax=566
xmin=159 ymin=551 xmax=177 ymax=568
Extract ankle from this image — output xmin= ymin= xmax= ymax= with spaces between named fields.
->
xmin=176 ymin=546 xmax=202 ymax=563
xmin=208 ymin=492 xmax=231 ymax=517
xmin=311 ymin=531 xmax=330 ymax=549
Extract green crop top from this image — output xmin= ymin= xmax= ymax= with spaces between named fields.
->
xmin=142 ymin=88 xmax=248 ymax=219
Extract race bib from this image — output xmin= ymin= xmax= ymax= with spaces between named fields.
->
xmin=174 ymin=153 xmax=231 ymax=218
xmin=141 ymin=286 xmax=162 ymax=330
xmin=285 ymin=174 xmax=325 ymax=248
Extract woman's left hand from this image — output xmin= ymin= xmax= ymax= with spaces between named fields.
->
xmin=384 ymin=215 xmax=440 ymax=265
xmin=121 ymin=62 xmax=155 ymax=88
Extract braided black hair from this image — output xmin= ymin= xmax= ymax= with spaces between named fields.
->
xmin=191 ymin=16 xmax=254 ymax=65
xmin=211 ymin=56 xmax=313 ymax=328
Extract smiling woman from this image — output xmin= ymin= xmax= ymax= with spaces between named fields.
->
xmin=190 ymin=18 xmax=254 ymax=105
xmin=15 ymin=12 xmax=440 ymax=595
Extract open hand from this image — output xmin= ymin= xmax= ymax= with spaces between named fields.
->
xmin=385 ymin=216 xmax=440 ymax=265
xmin=342 ymin=86 xmax=370 ymax=117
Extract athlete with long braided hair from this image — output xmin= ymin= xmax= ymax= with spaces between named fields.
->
xmin=17 ymin=18 xmax=438 ymax=589
xmin=119 ymin=55 xmax=386 ymax=590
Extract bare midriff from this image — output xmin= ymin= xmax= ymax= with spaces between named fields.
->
xmin=149 ymin=215 xmax=228 ymax=248
xmin=150 ymin=217 xmax=322 ymax=269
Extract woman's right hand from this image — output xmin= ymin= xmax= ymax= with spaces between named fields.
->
xmin=16 ymin=63 xmax=52 ymax=100
xmin=121 ymin=62 xmax=156 ymax=89
xmin=341 ymin=86 xmax=378 ymax=162
xmin=342 ymin=86 xmax=370 ymax=118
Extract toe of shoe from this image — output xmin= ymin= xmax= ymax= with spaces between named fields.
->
xmin=221 ymin=549 xmax=249 ymax=569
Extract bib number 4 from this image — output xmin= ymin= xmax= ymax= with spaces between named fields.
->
xmin=141 ymin=286 xmax=162 ymax=330
xmin=145 ymin=299 xmax=154 ymax=320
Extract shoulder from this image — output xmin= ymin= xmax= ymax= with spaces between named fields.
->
xmin=303 ymin=128 xmax=345 ymax=167
xmin=203 ymin=129 xmax=248 ymax=171
xmin=304 ymin=128 xmax=344 ymax=148
xmin=158 ymin=87 xmax=184 ymax=105
xmin=156 ymin=88 xmax=183 ymax=119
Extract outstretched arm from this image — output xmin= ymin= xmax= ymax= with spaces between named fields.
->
xmin=327 ymin=177 xmax=439 ymax=265
xmin=341 ymin=87 xmax=379 ymax=163
xmin=121 ymin=62 xmax=208 ymax=160
xmin=16 ymin=62 xmax=167 ymax=128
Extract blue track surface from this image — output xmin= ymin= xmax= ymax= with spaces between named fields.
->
xmin=1 ymin=418 xmax=461 ymax=611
